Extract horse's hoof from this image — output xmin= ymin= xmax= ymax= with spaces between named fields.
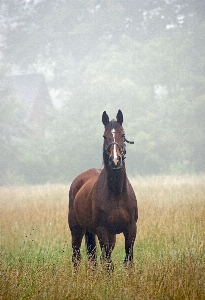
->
xmin=88 ymin=260 xmax=97 ymax=271
xmin=106 ymin=261 xmax=114 ymax=272
xmin=124 ymin=259 xmax=134 ymax=269
xmin=100 ymin=257 xmax=114 ymax=272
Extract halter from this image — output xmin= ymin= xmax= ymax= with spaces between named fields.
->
xmin=104 ymin=129 xmax=134 ymax=162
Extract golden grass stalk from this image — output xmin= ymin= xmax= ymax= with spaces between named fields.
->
xmin=1 ymin=176 xmax=205 ymax=299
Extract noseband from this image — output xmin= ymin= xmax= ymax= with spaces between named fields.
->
xmin=104 ymin=134 xmax=134 ymax=162
xmin=104 ymin=141 xmax=126 ymax=161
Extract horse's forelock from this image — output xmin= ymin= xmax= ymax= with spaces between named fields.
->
xmin=106 ymin=119 xmax=122 ymax=130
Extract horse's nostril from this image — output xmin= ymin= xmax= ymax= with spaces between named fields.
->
xmin=109 ymin=155 xmax=122 ymax=169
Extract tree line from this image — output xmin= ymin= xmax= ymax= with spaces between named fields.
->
xmin=0 ymin=0 xmax=204 ymax=184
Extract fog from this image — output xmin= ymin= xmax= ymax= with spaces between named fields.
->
xmin=0 ymin=0 xmax=204 ymax=185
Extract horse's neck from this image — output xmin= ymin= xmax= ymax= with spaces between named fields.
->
xmin=106 ymin=166 xmax=127 ymax=194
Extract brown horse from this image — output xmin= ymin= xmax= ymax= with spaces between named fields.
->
xmin=68 ymin=110 xmax=138 ymax=270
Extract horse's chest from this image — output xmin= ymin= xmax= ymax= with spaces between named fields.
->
xmin=99 ymin=206 xmax=131 ymax=234
xmin=108 ymin=207 xmax=130 ymax=224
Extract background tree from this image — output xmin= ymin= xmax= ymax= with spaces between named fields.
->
xmin=0 ymin=70 xmax=28 ymax=183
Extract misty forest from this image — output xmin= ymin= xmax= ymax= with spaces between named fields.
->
xmin=0 ymin=0 xmax=204 ymax=185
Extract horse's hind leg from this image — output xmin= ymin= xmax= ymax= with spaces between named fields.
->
xmin=97 ymin=229 xmax=116 ymax=271
xmin=85 ymin=231 xmax=97 ymax=267
xmin=70 ymin=225 xmax=85 ymax=270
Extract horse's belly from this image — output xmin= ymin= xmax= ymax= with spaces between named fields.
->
xmin=107 ymin=208 xmax=130 ymax=234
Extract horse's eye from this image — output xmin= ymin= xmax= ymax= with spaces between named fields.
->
xmin=122 ymin=134 xmax=125 ymax=138
xmin=103 ymin=135 xmax=107 ymax=139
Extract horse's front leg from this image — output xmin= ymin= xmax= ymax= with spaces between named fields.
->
xmin=123 ymin=222 xmax=137 ymax=268
xmin=97 ymin=226 xmax=116 ymax=271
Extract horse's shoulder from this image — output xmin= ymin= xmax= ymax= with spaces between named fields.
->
xmin=86 ymin=168 xmax=102 ymax=177
xmin=69 ymin=168 xmax=102 ymax=203
xmin=72 ymin=168 xmax=101 ymax=184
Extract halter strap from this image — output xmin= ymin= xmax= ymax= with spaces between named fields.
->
xmin=105 ymin=141 xmax=125 ymax=157
xmin=103 ymin=129 xmax=134 ymax=162
xmin=124 ymin=137 xmax=134 ymax=144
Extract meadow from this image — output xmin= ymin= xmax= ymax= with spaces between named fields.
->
xmin=1 ymin=176 xmax=205 ymax=300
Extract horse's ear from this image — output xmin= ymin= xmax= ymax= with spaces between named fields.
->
xmin=102 ymin=111 xmax=109 ymax=126
xmin=116 ymin=109 xmax=123 ymax=125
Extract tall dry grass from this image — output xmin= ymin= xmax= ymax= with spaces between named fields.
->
xmin=1 ymin=176 xmax=205 ymax=299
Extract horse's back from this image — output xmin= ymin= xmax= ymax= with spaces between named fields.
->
xmin=69 ymin=168 xmax=101 ymax=208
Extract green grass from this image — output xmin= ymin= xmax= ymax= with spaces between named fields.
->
xmin=1 ymin=176 xmax=205 ymax=299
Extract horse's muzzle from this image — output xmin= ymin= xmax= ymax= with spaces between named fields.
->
xmin=109 ymin=155 xmax=123 ymax=170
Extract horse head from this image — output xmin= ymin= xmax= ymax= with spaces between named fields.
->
xmin=102 ymin=110 xmax=134 ymax=170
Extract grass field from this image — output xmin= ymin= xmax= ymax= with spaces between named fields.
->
xmin=1 ymin=176 xmax=205 ymax=299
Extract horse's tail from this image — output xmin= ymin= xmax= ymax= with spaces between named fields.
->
xmin=85 ymin=231 xmax=96 ymax=258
